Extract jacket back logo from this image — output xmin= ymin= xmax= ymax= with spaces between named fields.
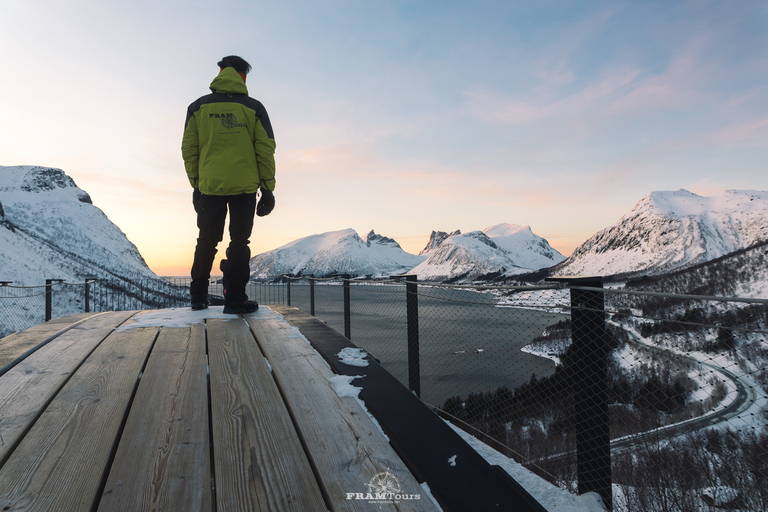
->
xmin=209 ymin=113 xmax=246 ymax=129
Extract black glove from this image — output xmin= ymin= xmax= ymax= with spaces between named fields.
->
xmin=192 ymin=188 xmax=202 ymax=213
xmin=257 ymin=188 xmax=275 ymax=217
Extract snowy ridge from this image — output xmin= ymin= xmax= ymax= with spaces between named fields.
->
xmin=248 ymin=228 xmax=426 ymax=280
xmin=552 ymin=189 xmax=768 ymax=279
xmin=411 ymin=223 xmax=566 ymax=282
xmin=249 ymin=223 xmax=565 ymax=282
xmin=0 ymin=165 xmax=158 ymax=284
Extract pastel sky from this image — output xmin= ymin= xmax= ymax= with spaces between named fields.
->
xmin=2 ymin=0 xmax=767 ymax=276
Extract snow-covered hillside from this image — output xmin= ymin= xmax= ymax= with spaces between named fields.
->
xmin=0 ymin=165 xmax=158 ymax=284
xmin=483 ymin=223 xmax=566 ymax=269
xmin=248 ymin=228 xmax=426 ymax=280
xmin=552 ymin=189 xmax=768 ymax=279
xmin=411 ymin=223 xmax=565 ymax=282
xmin=623 ymin=239 xmax=768 ymax=299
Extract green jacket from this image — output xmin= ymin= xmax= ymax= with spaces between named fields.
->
xmin=182 ymin=67 xmax=276 ymax=195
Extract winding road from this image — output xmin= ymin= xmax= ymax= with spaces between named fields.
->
xmin=608 ymin=322 xmax=758 ymax=453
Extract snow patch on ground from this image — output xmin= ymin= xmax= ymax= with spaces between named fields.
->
xmin=521 ymin=344 xmax=562 ymax=366
xmin=328 ymin=374 xmax=391 ymax=442
xmin=445 ymin=421 xmax=607 ymax=511
xmin=116 ymin=306 xmax=235 ymax=331
xmin=337 ymin=347 xmax=369 ymax=367
xmin=329 ymin=375 xmax=364 ymax=399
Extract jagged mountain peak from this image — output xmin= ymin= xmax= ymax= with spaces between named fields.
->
xmin=419 ymin=229 xmax=461 ymax=255
xmin=363 ymin=229 xmax=402 ymax=249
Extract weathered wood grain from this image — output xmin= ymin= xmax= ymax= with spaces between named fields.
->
xmin=97 ymin=324 xmax=211 ymax=512
xmin=245 ymin=313 xmax=438 ymax=512
xmin=207 ymin=317 xmax=327 ymax=512
xmin=0 ymin=312 xmax=102 ymax=370
xmin=0 ymin=325 xmax=157 ymax=512
xmin=0 ymin=311 xmax=137 ymax=464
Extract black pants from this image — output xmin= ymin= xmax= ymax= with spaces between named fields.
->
xmin=190 ymin=192 xmax=256 ymax=305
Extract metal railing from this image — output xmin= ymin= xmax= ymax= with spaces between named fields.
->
xmin=280 ymin=274 xmax=768 ymax=512
xmin=0 ymin=277 xmax=288 ymax=338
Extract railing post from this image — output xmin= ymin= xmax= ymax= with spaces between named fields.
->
xmin=307 ymin=274 xmax=316 ymax=316
xmin=282 ymin=274 xmax=292 ymax=306
xmin=341 ymin=274 xmax=351 ymax=339
xmin=84 ymin=276 xmax=97 ymax=313
xmin=85 ymin=278 xmax=90 ymax=313
xmin=405 ymin=275 xmax=420 ymax=397
xmin=45 ymin=279 xmax=63 ymax=321
xmin=547 ymin=275 xmax=611 ymax=510
xmin=393 ymin=274 xmax=420 ymax=397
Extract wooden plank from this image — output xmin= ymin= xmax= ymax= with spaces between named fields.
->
xmin=207 ymin=318 xmax=327 ymax=512
xmin=0 ymin=312 xmax=102 ymax=370
xmin=0 ymin=311 xmax=137 ymax=464
xmin=98 ymin=324 xmax=211 ymax=512
xmin=272 ymin=305 xmax=549 ymax=512
xmin=0 ymin=325 xmax=157 ymax=512
xmin=244 ymin=311 xmax=438 ymax=512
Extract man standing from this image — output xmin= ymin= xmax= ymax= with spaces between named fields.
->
xmin=182 ymin=55 xmax=276 ymax=314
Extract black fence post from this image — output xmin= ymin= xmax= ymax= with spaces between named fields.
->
xmin=392 ymin=274 xmax=420 ymax=397
xmin=405 ymin=275 xmax=420 ymax=397
xmin=84 ymin=276 xmax=97 ymax=313
xmin=341 ymin=274 xmax=351 ymax=339
xmin=282 ymin=274 xmax=292 ymax=307
xmin=85 ymin=279 xmax=90 ymax=313
xmin=45 ymin=279 xmax=63 ymax=321
xmin=308 ymin=274 xmax=316 ymax=316
xmin=547 ymin=275 xmax=611 ymax=510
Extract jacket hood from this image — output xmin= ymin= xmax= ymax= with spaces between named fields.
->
xmin=209 ymin=67 xmax=249 ymax=95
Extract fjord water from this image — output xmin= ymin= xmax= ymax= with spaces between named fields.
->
xmin=287 ymin=284 xmax=566 ymax=406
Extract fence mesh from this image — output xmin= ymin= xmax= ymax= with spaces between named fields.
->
xmin=0 ymin=278 xmax=288 ymax=338
xmin=284 ymin=276 xmax=768 ymax=512
xmin=0 ymin=284 xmax=48 ymax=337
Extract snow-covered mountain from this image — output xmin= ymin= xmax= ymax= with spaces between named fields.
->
xmin=0 ymin=165 xmax=158 ymax=284
xmin=248 ymin=228 xmax=426 ymax=280
xmin=410 ymin=223 xmax=565 ymax=282
xmin=483 ymin=223 xmax=567 ymax=270
xmin=249 ymin=223 xmax=565 ymax=282
xmin=552 ymin=189 xmax=768 ymax=279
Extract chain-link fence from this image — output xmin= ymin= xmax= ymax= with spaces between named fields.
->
xmin=283 ymin=275 xmax=768 ymax=512
xmin=0 ymin=283 xmax=49 ymax=337
xmin=0 ymin=278 xmax=288 ymax=338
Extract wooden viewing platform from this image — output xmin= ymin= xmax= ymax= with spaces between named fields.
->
xmin=0 ymin=306 xmax=547 ymax=511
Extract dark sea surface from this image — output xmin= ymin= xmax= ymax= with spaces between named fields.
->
xmin=286 ymin=283 xmax=567 ymax=406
